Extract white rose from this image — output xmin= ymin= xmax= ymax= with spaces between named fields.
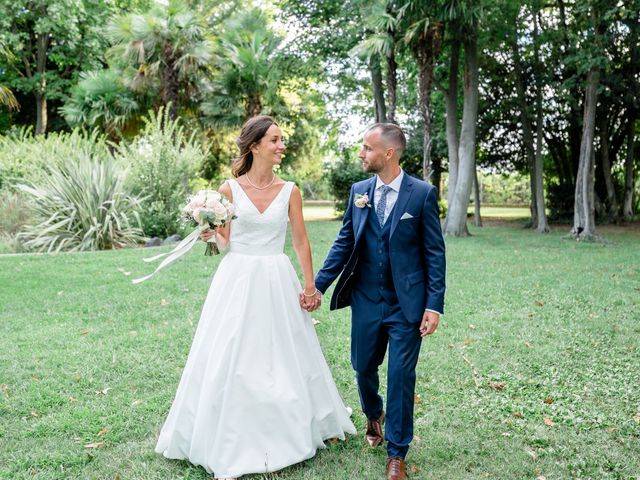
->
xmin=192 ymin=207 xmax=204 ymax=224
xmin=212 ymin=201 xmax=227 ymax=220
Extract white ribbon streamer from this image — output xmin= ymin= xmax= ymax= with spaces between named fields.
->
xmin=132 ymin=225 xmax=209 ymax=284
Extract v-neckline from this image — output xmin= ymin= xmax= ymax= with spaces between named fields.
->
xmin=235 ymin=180 xmax=289 ymax=215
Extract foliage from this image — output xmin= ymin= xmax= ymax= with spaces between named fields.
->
xmin=0 ymin=0 xmax=120 ymax=133
xmin=326 ymin=150 xmax=370 ymax=216
xmin=201 ymin=8 xmax=286 ymax=125
xmin=0 ymin=127 xmax=107 ymax=191
xmin=16 ymin=131 xmax=144 ymax=252
xmin=0 ymin=189 xmax=32 ymax=251
xmin=105 ymin=0 xmax=213 ymax=121
xmin=60 ymin=70 xmax=141 ymax=138
xmin=117 ymin=108 xmax=204 ymax=238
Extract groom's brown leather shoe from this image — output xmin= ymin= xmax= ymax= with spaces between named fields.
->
xmin=365 ymin=411 xmax=385 ymax=447
xmin=386 ymin=457 xmax=408 ymax=480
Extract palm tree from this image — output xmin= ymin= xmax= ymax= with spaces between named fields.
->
xmin=201 ymin=9 xmax=285 ymax=125
xmin=351 ymin=0 xmax=401 ymax=123
xmin=60 ymin=70 xmax=140 ymax=139
xmin=0 ymin=41 xmax=19 ymax=111
xmin=105 ymin=0 xmax=212 ymax=121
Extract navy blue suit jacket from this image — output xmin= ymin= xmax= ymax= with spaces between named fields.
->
xmin=315 ymin=173 xmax=446 ymax=323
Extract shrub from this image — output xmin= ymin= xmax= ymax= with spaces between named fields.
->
xmin=326 ymin=149 xmax=370 ymax=216
xmin=17 ymin=140 xmax=145 ymax=252
xmin=0 ymin=128 xmax=108 ymax=191
xmin=117 ymin=108 xmax=204 ymax=238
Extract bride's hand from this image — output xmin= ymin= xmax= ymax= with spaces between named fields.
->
xmin=200 ymin=229 xmax=216 ymax=241
xmin=300 ymin=288 xmax=321 ymax=312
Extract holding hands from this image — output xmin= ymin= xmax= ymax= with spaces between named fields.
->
xmin=299 ymin=287 xmax=321 ymax=312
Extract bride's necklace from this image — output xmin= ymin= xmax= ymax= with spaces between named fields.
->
xmin=245 ymin=172 xmax=275 ymax=190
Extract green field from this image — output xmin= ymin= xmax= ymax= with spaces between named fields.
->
xmin=1 ymin=221 xmax=639 ymax=479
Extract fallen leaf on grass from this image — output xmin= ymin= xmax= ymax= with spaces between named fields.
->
xmin=68 ymin=396 xmax=78 ymax=402
xmin=84 ymin=442 xmax=105 ymax=449
xmin=536 ymin=476 xmax=546 ymax=480
xmin=326 ymin=437 xmax=339 ymax=445
xmin=0 ymin=384 xmax=9 ymax=397
xmin=116 ymin=268 xmax=131 ymax=276
xmin=95 ymin=388 xmax=110 ymax=396
xmin=128 ymin=330 xmax=137 ymax=335
xmin=543 ymin=416 xmax=555 ymax=427
xmin=447 ymin=343 xmax=454 ymax=349
xmin=311 ymin=318 xmax=320 ymax=325
xmin=31 ymin=376 xmax=40 ymax=382
xmin=526 ymin=449 xmax=538 ymax=460
xmin=633 ymin=411 xmax=640 ymax=424
xmin=543 ymin=398 xmax=554 ymax=404
xmin=414 ymin=394 xmax=421 ymax=404
xmin=97 ymin=427 xmax=110 ymax=436
xmin=468 ymin=324 xmax=476 ymax=330
xmin=524 ymin=342 xmax=532 ymax=348
xmin=489 ymin=382 xmax=505 ymax=390
xmin=80 ymin=329 xmax=89 ymax=336
xmin=73 ymin=374 xmax=81 ymax=382
xmin=534 ymin=300 xmax=544 ymax=307
xmin=501 ymin=432 xmax=511 ymax=436
xmin=527 ymin=312 xmax=535 ymax=318
xmin=410 ymin=464 xmax=420 ymax=474
xmin=511 ymin=412 xmax=524 ymax=418
xmin=31 ymin=411 xmax=39 ymax=417
xmin=160 ymin=299 xmax=169 ymax=306
xmin=462 ymin=339 xmax=473 ymax=346
xmin=131 ymin=399 xmax=142 ymax=407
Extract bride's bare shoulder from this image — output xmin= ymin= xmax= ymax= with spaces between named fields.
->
xmin=219 ymin=179 xmax=233 ymax=202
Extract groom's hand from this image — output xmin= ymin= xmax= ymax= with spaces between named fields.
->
xmin=420 ymin=311 xmax=440 ymax=337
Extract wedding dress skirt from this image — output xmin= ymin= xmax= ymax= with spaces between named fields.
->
xmin=155 ymin=180 xmax=355 ymax=478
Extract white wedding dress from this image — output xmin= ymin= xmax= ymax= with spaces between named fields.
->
xmin=155 ymin=179 xmax=356 ymax=478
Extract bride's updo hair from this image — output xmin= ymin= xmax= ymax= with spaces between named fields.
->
xmin=232 ymin=115 xmax=278 ymax=178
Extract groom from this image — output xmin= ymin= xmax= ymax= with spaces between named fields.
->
xmin=313 ymin=123 xmax=446 ymax=480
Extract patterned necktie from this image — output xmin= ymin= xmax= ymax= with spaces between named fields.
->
xmin=376 ymin=185 xmax=391 ymax=226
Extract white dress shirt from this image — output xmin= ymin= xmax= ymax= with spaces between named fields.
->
xmin=374 ymin=169 xmax=404 ymax=224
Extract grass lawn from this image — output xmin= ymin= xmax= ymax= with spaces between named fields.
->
xmin=1 ymin=221 xmax=639 ymax=479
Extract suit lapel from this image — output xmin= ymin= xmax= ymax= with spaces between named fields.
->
xmin=389 ymin=174 xmax=413 ymax=238
xmin=354 ymin=176 xmax=377 ymax=242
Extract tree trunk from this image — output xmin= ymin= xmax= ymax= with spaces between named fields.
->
xmin=444 ymin=35 xmax=479 ymax=237
xmin=370 ymin=56 xmax=387 ymax=123
xmin=444 ymin=41 xmax=460 ymax=217
xmin=163 ymin=42 xmax=179 ymax=121
xmin=623 ymin=15 xmax=637 ymax=222
xmin=34 ymin=33 xmax=49 ymax=135
xmin=510 ymin=31 xmax=538 ymax=228
xmin=571 ymin=66 xmax=600 ymax=240
xmin=623 ymin=115 xmax=636 ymax=221
xmin=533 ymin=11 xmax=549 ymax=233
xmin=473 ymin=167 xmax=482 ymax=227
xmin=599 ymin=114 xmax=618 ymax=220
xmin=245 ymin=95 xmax=263 ymax=119
xmin=414 ymin=22 xmax=442 ymax=181
xmin=386 ymin=48 xmax=397 ymax=124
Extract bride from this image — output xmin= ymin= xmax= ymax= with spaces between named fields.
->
xmin=155 ymin=115 xmax=356 ymax=479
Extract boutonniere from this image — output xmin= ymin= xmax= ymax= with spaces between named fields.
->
xmin=354 ymin=193 xmax=371 ymax=208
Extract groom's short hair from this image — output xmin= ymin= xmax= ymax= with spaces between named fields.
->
xmin=368 ymin=123 xmax=406 ymax=158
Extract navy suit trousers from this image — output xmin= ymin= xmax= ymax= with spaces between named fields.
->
xmin=350 ymin=286 xmax=422 ymax=459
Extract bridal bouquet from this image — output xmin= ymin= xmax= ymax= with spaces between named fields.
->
xmin=132 ymin=189 xmax=235 ymax=284
xmin=183 ymin=189 xmax=236 ymax=255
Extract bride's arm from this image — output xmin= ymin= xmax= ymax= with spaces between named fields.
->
xmin=200 ymin=181 xmax=232 ymax=248
xmin=289 ymin=186 xmax=318 ymax=301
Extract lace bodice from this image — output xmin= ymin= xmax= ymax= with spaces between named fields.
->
xmin=227 ymin=179 xmax=294 ymax=255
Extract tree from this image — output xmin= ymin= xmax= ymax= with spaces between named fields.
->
xmin=0 ymin=41 xmax=19 ymax=111
xmin=443 ymin=0 xmax=482 ymax=237
xmin=201 ymin=8 xmax=285 ymax=125
xmin=0 ymin=0 xmax=115 ymax=134
xmin=60 ymin=70 xmax=141 ymax=139
xmin=105 ymin=0 xmax=213 ymax=122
